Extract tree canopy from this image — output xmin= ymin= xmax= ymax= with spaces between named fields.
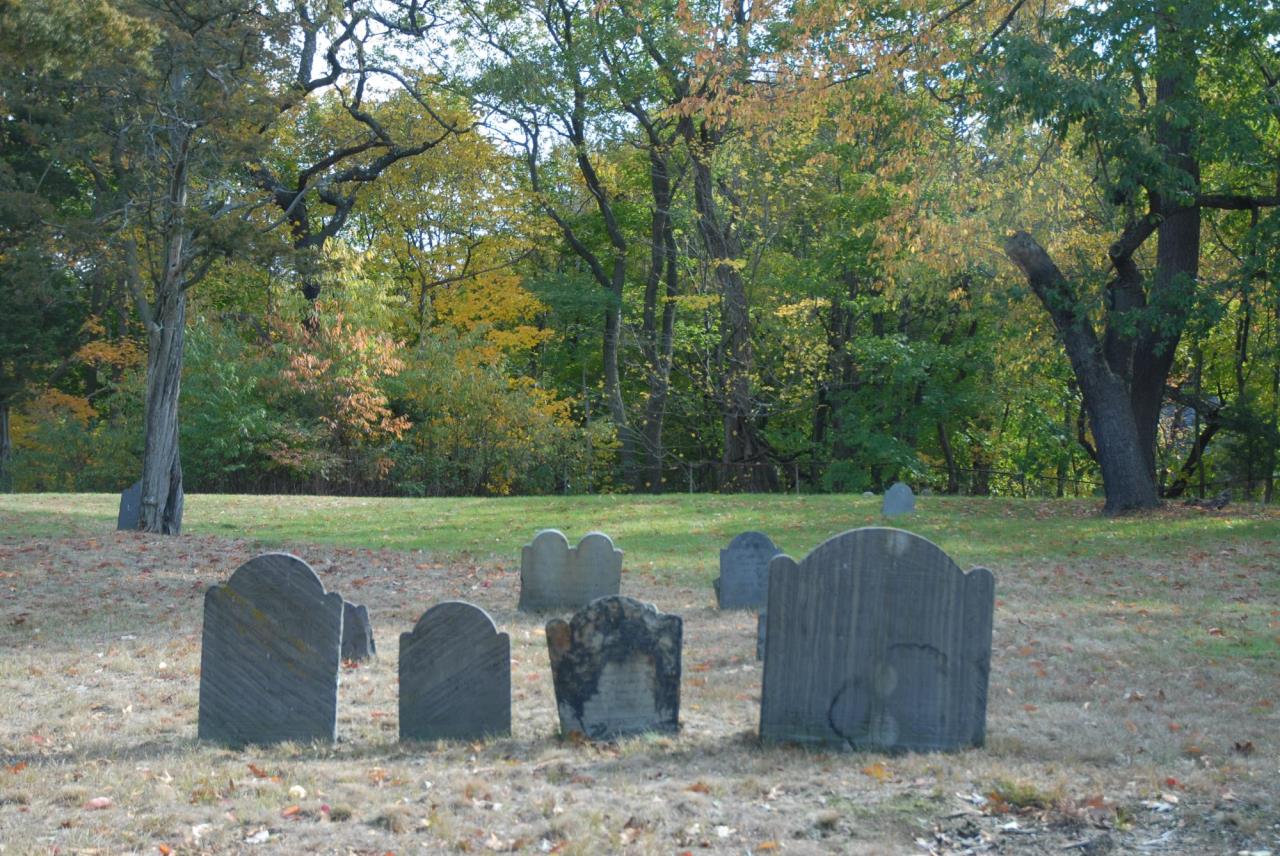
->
xmin=3 ymin=0 xmax=1277 ymax=515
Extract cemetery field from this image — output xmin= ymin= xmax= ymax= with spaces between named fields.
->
xmin=1 ymin=494 xmax=1278 ymax=854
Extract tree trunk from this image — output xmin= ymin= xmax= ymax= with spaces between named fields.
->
xmin=684 ymin=124 xmax=775 ymax=491
xmin=937 ymin=422 xmax=960 ymax=494
xmin=639 ymin=149 xmax=678 ymax=492
xmin=139 ymin=289 xmax=186 ymax=534
xmin=0 ymin=401 xmax=12 ymax=493
xmin=1005 ymin=232 xmax=1159 ymax=513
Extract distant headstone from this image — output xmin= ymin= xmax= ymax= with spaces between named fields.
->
xmin=760 ymin=528 xmax=994 ymax=752
xmin=518 ymin=530 xmax=623 ymax=612
xmin=881 ymin=482 xmax=915 ymax=517
xmin=341 ymin=601 xmax=376 ymax=662
xmin=400 ymin=601 xmax=510 ymax=742
xmin=714 ymin=531 xmax=781 ymax=610
xmin=546 ymin=596 xmax=682 ymax=740
xmin=116 ymin=480 xmax=142 ymax=531
xmin=198 ymin=553 xmax=343 ymax=747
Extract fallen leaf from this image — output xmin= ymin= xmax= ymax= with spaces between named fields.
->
xmin=158 ymin=845 xmax=173 ymax=855
xmin=6 ymin=762 xmax=27 ymax=774
xmin=687 ymin=781 xmax=711 ymax=794
xmin=281 ymin=804 xmax=301 ymax=818
xmin=247 ymin=763 xmax=271 ymax=779
xmin=860 ymin=761 xmax=890 ymax=782
xmin=757 ymin=843 xmax=779 ymax=851
xmin=83 ymin=796 xmax=113 ymax=810
xmin=1233 ymin=741 xmax=1255 ymax=755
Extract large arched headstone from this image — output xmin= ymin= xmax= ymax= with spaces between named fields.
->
xmin=198 ymin=553 xmax=344 ymax=747
xmin=546 ymin=596 xmax=682 ymax=740
xmin=714 ymin=531 xmax=781 ymax=610
xmin=759 ymin=528 xmax=994 ymax=752
xmin=399 ymin=601 xmax=510 ymax=742
xmin=518 ymin=530 xmax=622 ymax=612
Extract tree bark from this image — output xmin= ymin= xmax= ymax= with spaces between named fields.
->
xmin=138 ymin=288 xmax=186 ymax=534
xmin=1004 ymin=231 xmax=1159 ymax=512
xmin=0 ymin=401 xmax=12 ymax=493
xmin=639 ymin=143 xmax=678 ymax=492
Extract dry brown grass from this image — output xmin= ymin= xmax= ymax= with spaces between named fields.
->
xmin=1 ymin=510 xmax=1278 ymax=855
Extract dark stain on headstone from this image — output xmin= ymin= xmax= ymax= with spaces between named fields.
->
xmin=546 ymin=596 xmax=682 ymax=740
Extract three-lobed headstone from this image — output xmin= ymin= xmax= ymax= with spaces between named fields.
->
xmin=400 ymin=601 xmax=510 ymax=742
xmin=714 ymin=531 xmax=781 ymax=610
xmin=341 ymin=601 xmax=376 ymax=662
xmin=759 ymin=527 xmax=994 ymax=752
xmin=546 ymin=596 xmax=682 ymax=740
xmin=198 ymin=553 xmax=344 ymax=747
xmin=116 ymin=480 xmax=142 ymax=531
xmin=518 ymin=530 xmax=622 ymax=613
xmin=881 ymin=482 xmax=915 ymax=517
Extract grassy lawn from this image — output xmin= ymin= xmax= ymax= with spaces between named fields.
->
xmin=3 ymin=491 xmax=1276 ymax=581
xmin=0 ymin=493 xmax=1277 ymax=854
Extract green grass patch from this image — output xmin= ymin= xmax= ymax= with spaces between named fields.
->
xmin=1 ymin=492 xmax=1277 ymax=585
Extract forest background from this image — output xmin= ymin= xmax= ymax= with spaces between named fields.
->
xmin=2 ymin=0 xmax=1278 ymax=530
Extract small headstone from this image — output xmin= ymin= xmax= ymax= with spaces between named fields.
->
xmin=341 ymin=601 xmax=376 ymax=661
xmin=714 ymin=531 xmax=781 ymax=609
xmin=881 ymin=482 xmax=915 ymax=517
xmin=400 ymin=601 xmax=510 ymax=742
xmin=546 ymin=596 xmax=682 ymax=740
xmin=198 ymin=553 xmax=344 ymax=747
xmin=116 ymin=480 xmax=142 ymax=531
xmin=518 ymin=530 xmax=622 ymax=612
xmin=760 ymin=527 xmax=994 ymax=752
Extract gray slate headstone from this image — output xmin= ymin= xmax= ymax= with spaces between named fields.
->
xmin=400 ymin=601 xmax=510 ymax=742
xmin=881 ymin=482 xmax=915 ymax=517
xmin=198 ymin=553 xmax=343 ymax=747
xmin=116 ymin=480 xmax=142 ymax=531
xmin=518 ymin=530 xmax=622 ymax=612
xmin=714 ymin=531 xmax=781 ymax=609
xmin=341 ymin=601 xmax=376 ymax=662
xmin=759 ymin=527 xmax=994 ymax=752
xmin=546 ymin=596 xmax=682 ymax=740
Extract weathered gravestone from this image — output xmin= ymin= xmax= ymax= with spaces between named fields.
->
xmin=198 ymin=553 xmax=344 ymax=747
xmin=341 ymin=601 xmax=376 ymax=662
xmin=518 ymin=530 xmax=622 ymax=612
xmin=881 ymin=482 xmax=915 ymax=517
xmin=116 ymin=480 xmax=142 ymax=531
xmin=546 ymin=596 xmax=682 ymax=740
xmin=759 ymin=528 xmax=994 ymax=752
xmin=714 ymin=531 xmax=781 ymax=610
xmin=400 ymin=601 xmax=510 ymax=742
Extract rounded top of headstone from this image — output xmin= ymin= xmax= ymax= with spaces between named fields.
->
xmin=785 ymin=527 xmax=960 ymax=574
xmin=577 ymin=531 xmax=621 ymax=555
xmin=411 ymin=600 xmax=500 ymax=638
xmin=726 ymin=531 xmax=778 ymax=551
xmin=530 ymin=529 xmax=570 ymax=547
xmin=225 ymin=553 xmax=327 ymax=595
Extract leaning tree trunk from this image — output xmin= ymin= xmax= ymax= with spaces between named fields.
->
xmin=138 ymin=288 xmax=186 ymax=534
xmin=1005 ymin=231 xmax=1159 ymax=513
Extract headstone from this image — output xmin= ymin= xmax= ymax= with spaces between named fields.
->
xmin=400 ymin=601 xmax=510 ymax=742
xmin=714 ymin=531 xmax=781 ymax=610
xmin=116 ymin=480 xmax=142 ymax=531
xmin=546 ymin=596 xmax=682 ymax=740
xmin=760 ymin=527 xmax=994 ymax=752
xmin=881 ymin=482 xmax=915 ymax=517
xmin=518 ymin=530 xmax=623 ymax=612
xmin=341 ymin=601 xmax=376 ymax=662
xmin=198 ymin=553 xmax=344 ymax=747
